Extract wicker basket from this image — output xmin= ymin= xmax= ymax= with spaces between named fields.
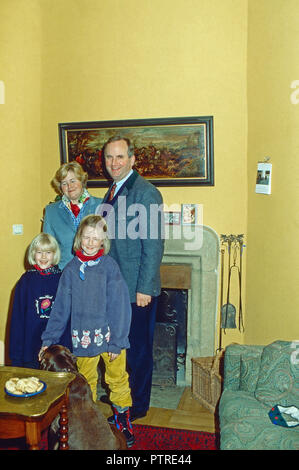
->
xmin=191 ymin=352 xmax=223 ymax=413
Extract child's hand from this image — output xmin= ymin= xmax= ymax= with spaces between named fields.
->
xmin=108 ymin=352 xmax=119 ymax=362
xmin=38 ymin=346 xmax=48 ymax=361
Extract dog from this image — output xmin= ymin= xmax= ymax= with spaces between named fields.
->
xmin=40 ymin=344 xmax=127 ymax=450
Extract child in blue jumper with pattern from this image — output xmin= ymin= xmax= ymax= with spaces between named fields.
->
xmin=9 ymin=233 xmax=72 ymax=369
xmin=39 ymin=215 xmax=135 ymax=447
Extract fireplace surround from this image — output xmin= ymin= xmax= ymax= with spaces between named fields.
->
xmin=160 ymin=225 xmax=220 ymax=385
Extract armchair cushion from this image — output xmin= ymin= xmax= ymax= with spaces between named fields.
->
xmin=223 ymin=344 xmax=263 ymax=391
xmin=240 ymin=354 xmax=262 ymax=393
xmin=254 ymin=340 xmax=299 ymax=407
xmin=220 ymin=390 xmax=268 ymax=427
xmin=220 ymin=414 xmax=299 ymax=450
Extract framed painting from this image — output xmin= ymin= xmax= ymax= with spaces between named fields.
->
xmin=58 ymin=116 xmax=214 ymax=188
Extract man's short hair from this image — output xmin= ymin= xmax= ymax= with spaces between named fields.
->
xmin=103 ymin=135 xmax=134 ymax=158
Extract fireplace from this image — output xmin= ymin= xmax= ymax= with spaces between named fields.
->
xmin=153 ymin=287 xmax=188 ymax=386
xmin=154 ymin=225 xmax=220 ymax=385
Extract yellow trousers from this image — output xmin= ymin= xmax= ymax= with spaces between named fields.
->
xmin=76 ymin=349 xmax=132 ymax=408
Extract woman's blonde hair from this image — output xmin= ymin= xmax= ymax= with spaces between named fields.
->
xmin=27 ymin=233 xmax=61 ymax=266
xmin=73 ymin=215 xmax=110 ymax=254
xmin=51 ymin=161 xmax=88 ymax=195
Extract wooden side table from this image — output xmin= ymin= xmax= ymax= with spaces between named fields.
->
xmin=0 ymin=366 xmax=75 ymax=450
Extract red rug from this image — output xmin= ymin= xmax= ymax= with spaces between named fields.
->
xmin=131 ymin=424 xmax=219 ymax=450
xmin=0 ymin=425 xmax=219 ymax=451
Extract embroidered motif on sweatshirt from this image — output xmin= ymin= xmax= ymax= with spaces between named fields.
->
xmin=105 ymin=326 xmax=111 ymax=343
xmin=94 ymin=326 xmax=111 ymax=346
xmin=81 ymin=330 xmax=91 ymax=348
xmin=35 ymin=295 xmax=54 ymax=319
xmin=94 ymin=329 xmax=103 ymax=346
xmin=72 ymin=327 xmax=111 ymax=348
xmin=72 ymin=330 xmax=80 ymax=348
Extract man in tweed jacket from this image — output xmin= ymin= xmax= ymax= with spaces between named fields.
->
xmin=97 ymin=135 xmax=164 ymax=421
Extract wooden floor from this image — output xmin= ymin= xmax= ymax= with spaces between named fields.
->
xmin=97 ymin=386 xmax=218 ymax=434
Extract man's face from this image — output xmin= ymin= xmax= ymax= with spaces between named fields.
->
xmin=104 ymin=139 xmax=135 ymax=182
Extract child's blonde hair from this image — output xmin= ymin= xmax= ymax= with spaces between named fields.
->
xmin=27 ymin=233 xmax=61 ymax=266
xmin=73 ymin=215 xmax=110 ymax=254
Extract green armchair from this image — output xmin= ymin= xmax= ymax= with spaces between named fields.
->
xmin=219 ymin=341 xmax=299 ymax=450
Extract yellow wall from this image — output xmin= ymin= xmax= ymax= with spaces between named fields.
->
xmin=0 ymin=0 xmax=42 ymax=343
xmin=246 ymin=0 xmax=299 ymax=343
xmin=0 ymin=0 xmax=248 ymax=352
xmin=39 ymin=0 xmax=248 ymax=350
xmin=3 ymin=0 xmax=297 ymax=356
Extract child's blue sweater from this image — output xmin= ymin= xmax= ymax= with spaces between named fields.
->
xmin=41 ymin=255 xmax=132 ymax=357
xmin=9 ymin=267 xmax=72 ymax=368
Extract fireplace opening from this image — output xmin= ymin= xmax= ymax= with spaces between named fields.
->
xmin=153 ymin=288 xmax=188 ymax=386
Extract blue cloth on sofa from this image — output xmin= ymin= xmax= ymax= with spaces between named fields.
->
xmin=269 ymin=405 xmax=299 ymax=428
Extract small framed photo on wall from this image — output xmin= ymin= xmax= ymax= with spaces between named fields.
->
xmin=164 ymin=211 xmax=181 ymax=225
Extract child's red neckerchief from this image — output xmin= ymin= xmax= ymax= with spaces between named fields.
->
xmin=34 ymin=264 xmax=55 ymax=275
xmin=75 ymin=249 xmax=104 ymax=262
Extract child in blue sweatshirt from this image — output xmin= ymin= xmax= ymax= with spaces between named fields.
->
xmin=9 ymin=233 xmax=72 ymax=369
xmin=39 ymin=215 xmax=134 ymax=447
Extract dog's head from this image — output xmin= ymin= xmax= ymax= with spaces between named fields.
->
xmin=40 ymin=345 xmax=78 ymax=374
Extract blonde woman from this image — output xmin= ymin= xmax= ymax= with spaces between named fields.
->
xmin=9 ymin=233 xmax=72 ymax=369
xmin=40 ymin=215 xmax=135 ymax=447
xmin=43 ymin=161 xmax=102 ymax=269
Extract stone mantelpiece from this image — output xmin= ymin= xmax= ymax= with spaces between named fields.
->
xmin=160 ymin=264 xmax=191 ymax=290
xmin=161 ymin=225 xmax=220 ymax=384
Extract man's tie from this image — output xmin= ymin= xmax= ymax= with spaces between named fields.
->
xmin=108 ymin=183 xmax=116 ymax=201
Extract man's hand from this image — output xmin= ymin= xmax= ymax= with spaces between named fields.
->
xmin=136 ymin=292 xmax=152 ymax=307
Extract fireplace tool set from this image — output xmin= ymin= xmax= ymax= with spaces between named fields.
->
xmin=218 ymin=234 xmax=245 ymax=351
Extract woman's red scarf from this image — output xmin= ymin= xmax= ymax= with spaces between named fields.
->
xmin=69 ymin=191 xmax=90 ymax=218
xmin=70 ymin=202 xmax=81 ymax=218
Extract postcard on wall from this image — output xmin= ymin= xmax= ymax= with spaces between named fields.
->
xmin=255 ymin=162 xmax=272 ymax=195
xmin=181 ymin=204 xmax=199 ymax=225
